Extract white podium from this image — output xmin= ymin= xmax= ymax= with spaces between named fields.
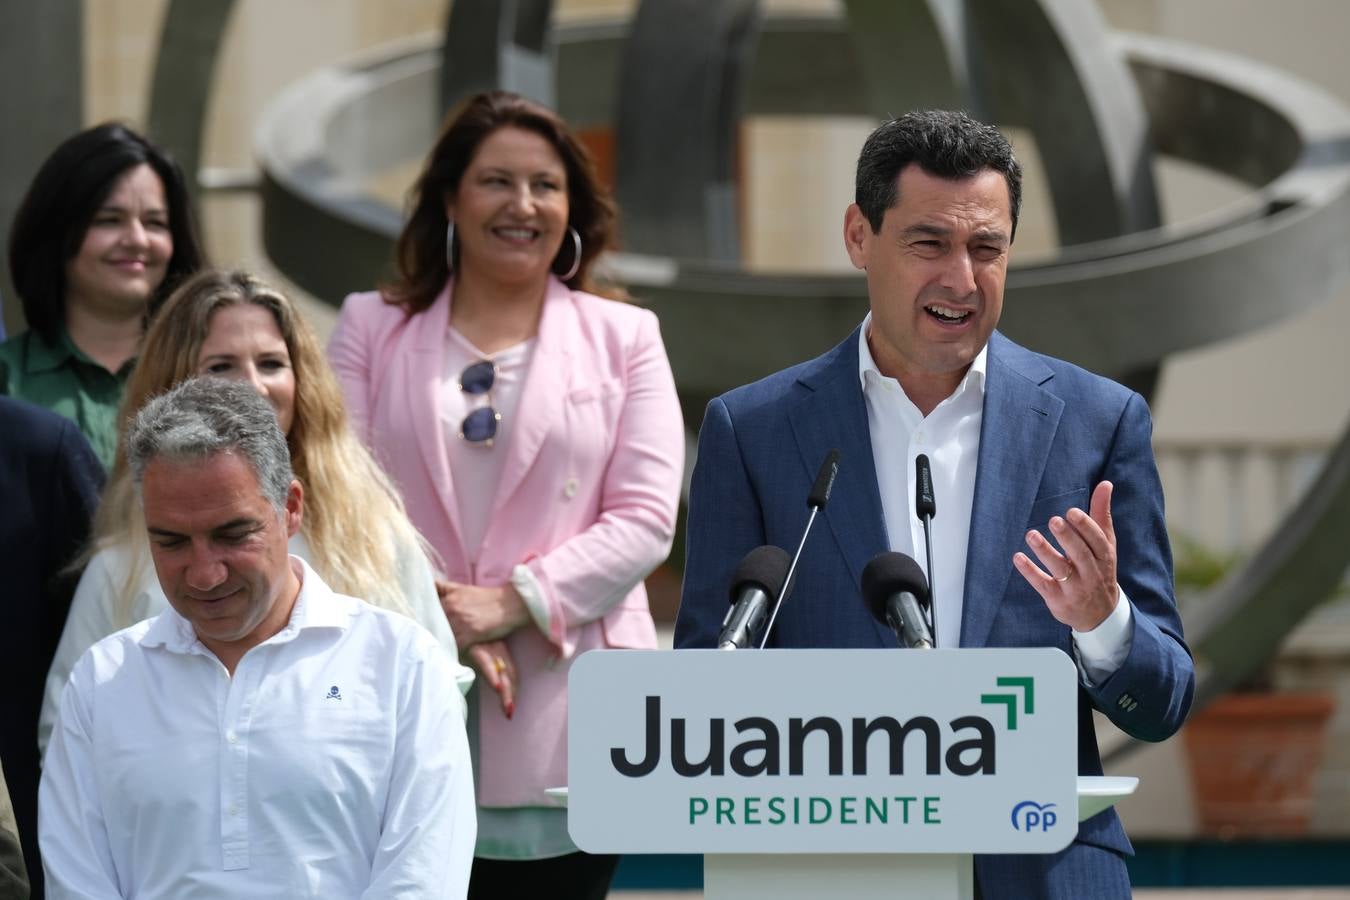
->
xmin=566 ymin=649 xmax=1138 ymax=900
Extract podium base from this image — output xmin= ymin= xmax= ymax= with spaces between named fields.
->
xmin=704 ymin=852 xmax=974 ymax=899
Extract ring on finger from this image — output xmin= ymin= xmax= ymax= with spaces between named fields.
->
xmin=1055 ymin=566 xmax=1076 ymax=584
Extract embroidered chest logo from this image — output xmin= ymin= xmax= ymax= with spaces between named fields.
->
xmin=326 ymin=685 xmax=342 ymax=701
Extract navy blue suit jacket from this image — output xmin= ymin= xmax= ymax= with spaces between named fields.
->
xmin=0 ymin=396 xmax=102 ymax=898
xmin=675 ymin=329 xmax=1195 ymax=897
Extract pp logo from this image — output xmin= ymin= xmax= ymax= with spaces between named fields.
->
xmin=1011 ymin=800 xmax=1058 ymax=832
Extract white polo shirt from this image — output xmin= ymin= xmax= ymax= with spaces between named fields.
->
xmin=40 ymin=557 xmax=476 ymax=899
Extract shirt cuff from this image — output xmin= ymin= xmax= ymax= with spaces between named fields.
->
xmin=1071 ymin=586 xmax=1134 ymax=686
xmin=511 ymin=564 xmax=552 ymax=638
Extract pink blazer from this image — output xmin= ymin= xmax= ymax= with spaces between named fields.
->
xmin=329 ymin=277 xmax=684 ymax=806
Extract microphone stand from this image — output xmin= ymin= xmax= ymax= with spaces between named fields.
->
xmin=758 ymin=448 xmax=840 ymax=649
xmin=758 ymin=505 xmax=819 ymax=649
xmin=919 ymin=511 xmax=937 ymax=645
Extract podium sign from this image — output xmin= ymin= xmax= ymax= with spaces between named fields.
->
xmin=568 ymin=649 xmax=1077 ymax=855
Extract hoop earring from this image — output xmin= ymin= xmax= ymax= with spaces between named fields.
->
xmin=555 ymin=226 xmax=582 ymax=282
xmin=445 ymin=221 xmax=456 ymax=273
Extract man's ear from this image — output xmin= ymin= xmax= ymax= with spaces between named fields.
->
xmin=284 ymin=479 xmax=303 ymax=538
xmin=843 ymin=203 xmax=872 ymax=271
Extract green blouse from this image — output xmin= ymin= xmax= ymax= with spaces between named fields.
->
xmin=0 ymin=329 xmax=131 ymax=471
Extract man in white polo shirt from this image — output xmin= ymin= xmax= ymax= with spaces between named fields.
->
xmin=40 ymin=377 xmax=475 ymax=898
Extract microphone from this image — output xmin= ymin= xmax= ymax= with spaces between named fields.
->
xmin=718 ymin=545 xmax=791 ymax=649
xmin=757 ymin=449 xmax=840 ymax=648
xmin=808 ymin=447 xmax=840 ymax=508
xmin=915 ymin=452 xmax=936 ymax=519
xmin=915 ymin=453 xmax=938 ymax=644
xmin=861 ymin=552 xmax=934 ymax=649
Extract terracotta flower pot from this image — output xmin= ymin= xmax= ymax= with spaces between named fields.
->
xmin=1183 ymin=691 xmax=1335 ymax=837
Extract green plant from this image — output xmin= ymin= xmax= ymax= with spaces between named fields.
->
xmin=1171 ymin=533 xmax=1241 ymax=596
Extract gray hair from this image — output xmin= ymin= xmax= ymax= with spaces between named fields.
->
xmin=126 ymin=376 xmax=294 ymax=512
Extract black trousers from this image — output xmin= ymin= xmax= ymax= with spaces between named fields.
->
xmin=468 ymin=852 xmax=620 ymax=900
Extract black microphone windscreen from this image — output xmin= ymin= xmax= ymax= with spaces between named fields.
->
xmin=808 ymin=448 xmax=841 ymax=508
xmin=860 ymin=552 xmax=930 ymax=623
xmin=915 ymin=453 xmax=936 ymax=519
xmin=728 ymin=545 xmax=792 ymax=604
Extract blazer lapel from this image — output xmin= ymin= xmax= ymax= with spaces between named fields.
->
xmin=961 ymin=333 xmax=1063 ymax=648
xmin=489 ymin=278 xmax=573 ymax=514
xmin=789 ymin=329 xmax=895 ymax=647
xmin=404 ymin=284 xmax=469 ymax=565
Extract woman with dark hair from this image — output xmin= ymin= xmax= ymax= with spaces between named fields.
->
xmin=330 ymin=91 xmax=684 ymax=898
xmin=0 ymin=122 xmax=204 ymax=469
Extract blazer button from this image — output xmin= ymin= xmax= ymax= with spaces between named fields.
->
xmin=564 ymin=477 xmax=579 ymax=499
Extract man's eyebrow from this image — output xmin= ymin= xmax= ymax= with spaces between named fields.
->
xmin=900 ymin=223 xmax=950 ymax=240
xmin=146 ymin=518 xmax=261 ymax=539
xmin=146 ymin=526 xmax=185 ymax=539
xmin=971 ymin=228 xmax=1010 ymax=245
xmin=213 ymin=518 xmax=262 ymax=533
xmin=899 ymin=223 xmax=1010 ymax=245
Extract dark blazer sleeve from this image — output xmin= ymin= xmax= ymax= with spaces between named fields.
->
xmin=0 ymin=400 xmax=101 ymax=898
xmin=675 ymin=396 xmax=768 ymax=649
xmin=0 ymin=759 xmax=28 ymax=900
xmin=40 ymin=419 xmax=104 ymax=664
xmin=1084 ymin=391 xmax=1194 ymax=742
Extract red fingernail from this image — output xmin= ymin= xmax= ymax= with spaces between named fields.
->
xmin=505 ymin=702 xmax=515 ymax=720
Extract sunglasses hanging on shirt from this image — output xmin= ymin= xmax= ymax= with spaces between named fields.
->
xmin=457 ymin=359 xmax=500 ymax=446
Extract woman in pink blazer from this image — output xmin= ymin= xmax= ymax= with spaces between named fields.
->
xmin=329 ymin=91 xmax=683 ymax=898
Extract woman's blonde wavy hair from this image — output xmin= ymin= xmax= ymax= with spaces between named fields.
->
xmin=94 ymin=268 xmax=426 ymax=625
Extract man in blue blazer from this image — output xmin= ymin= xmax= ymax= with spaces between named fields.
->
xmin=675 ymin=111 xmax=1194 ymax=898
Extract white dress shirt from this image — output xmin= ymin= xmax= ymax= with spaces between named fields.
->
xmin=857 ymin=315 xmax=1131 ymax=679
xmin=40 ymin=558 xmax=476 ymax=899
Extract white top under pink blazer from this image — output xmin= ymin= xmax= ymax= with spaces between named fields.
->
xmin=328 ymin=276 xmax=684 ymax=809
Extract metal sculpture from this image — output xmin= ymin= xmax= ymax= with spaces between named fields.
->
xmin=127 ymin=0 xmax=1350 ymax=722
